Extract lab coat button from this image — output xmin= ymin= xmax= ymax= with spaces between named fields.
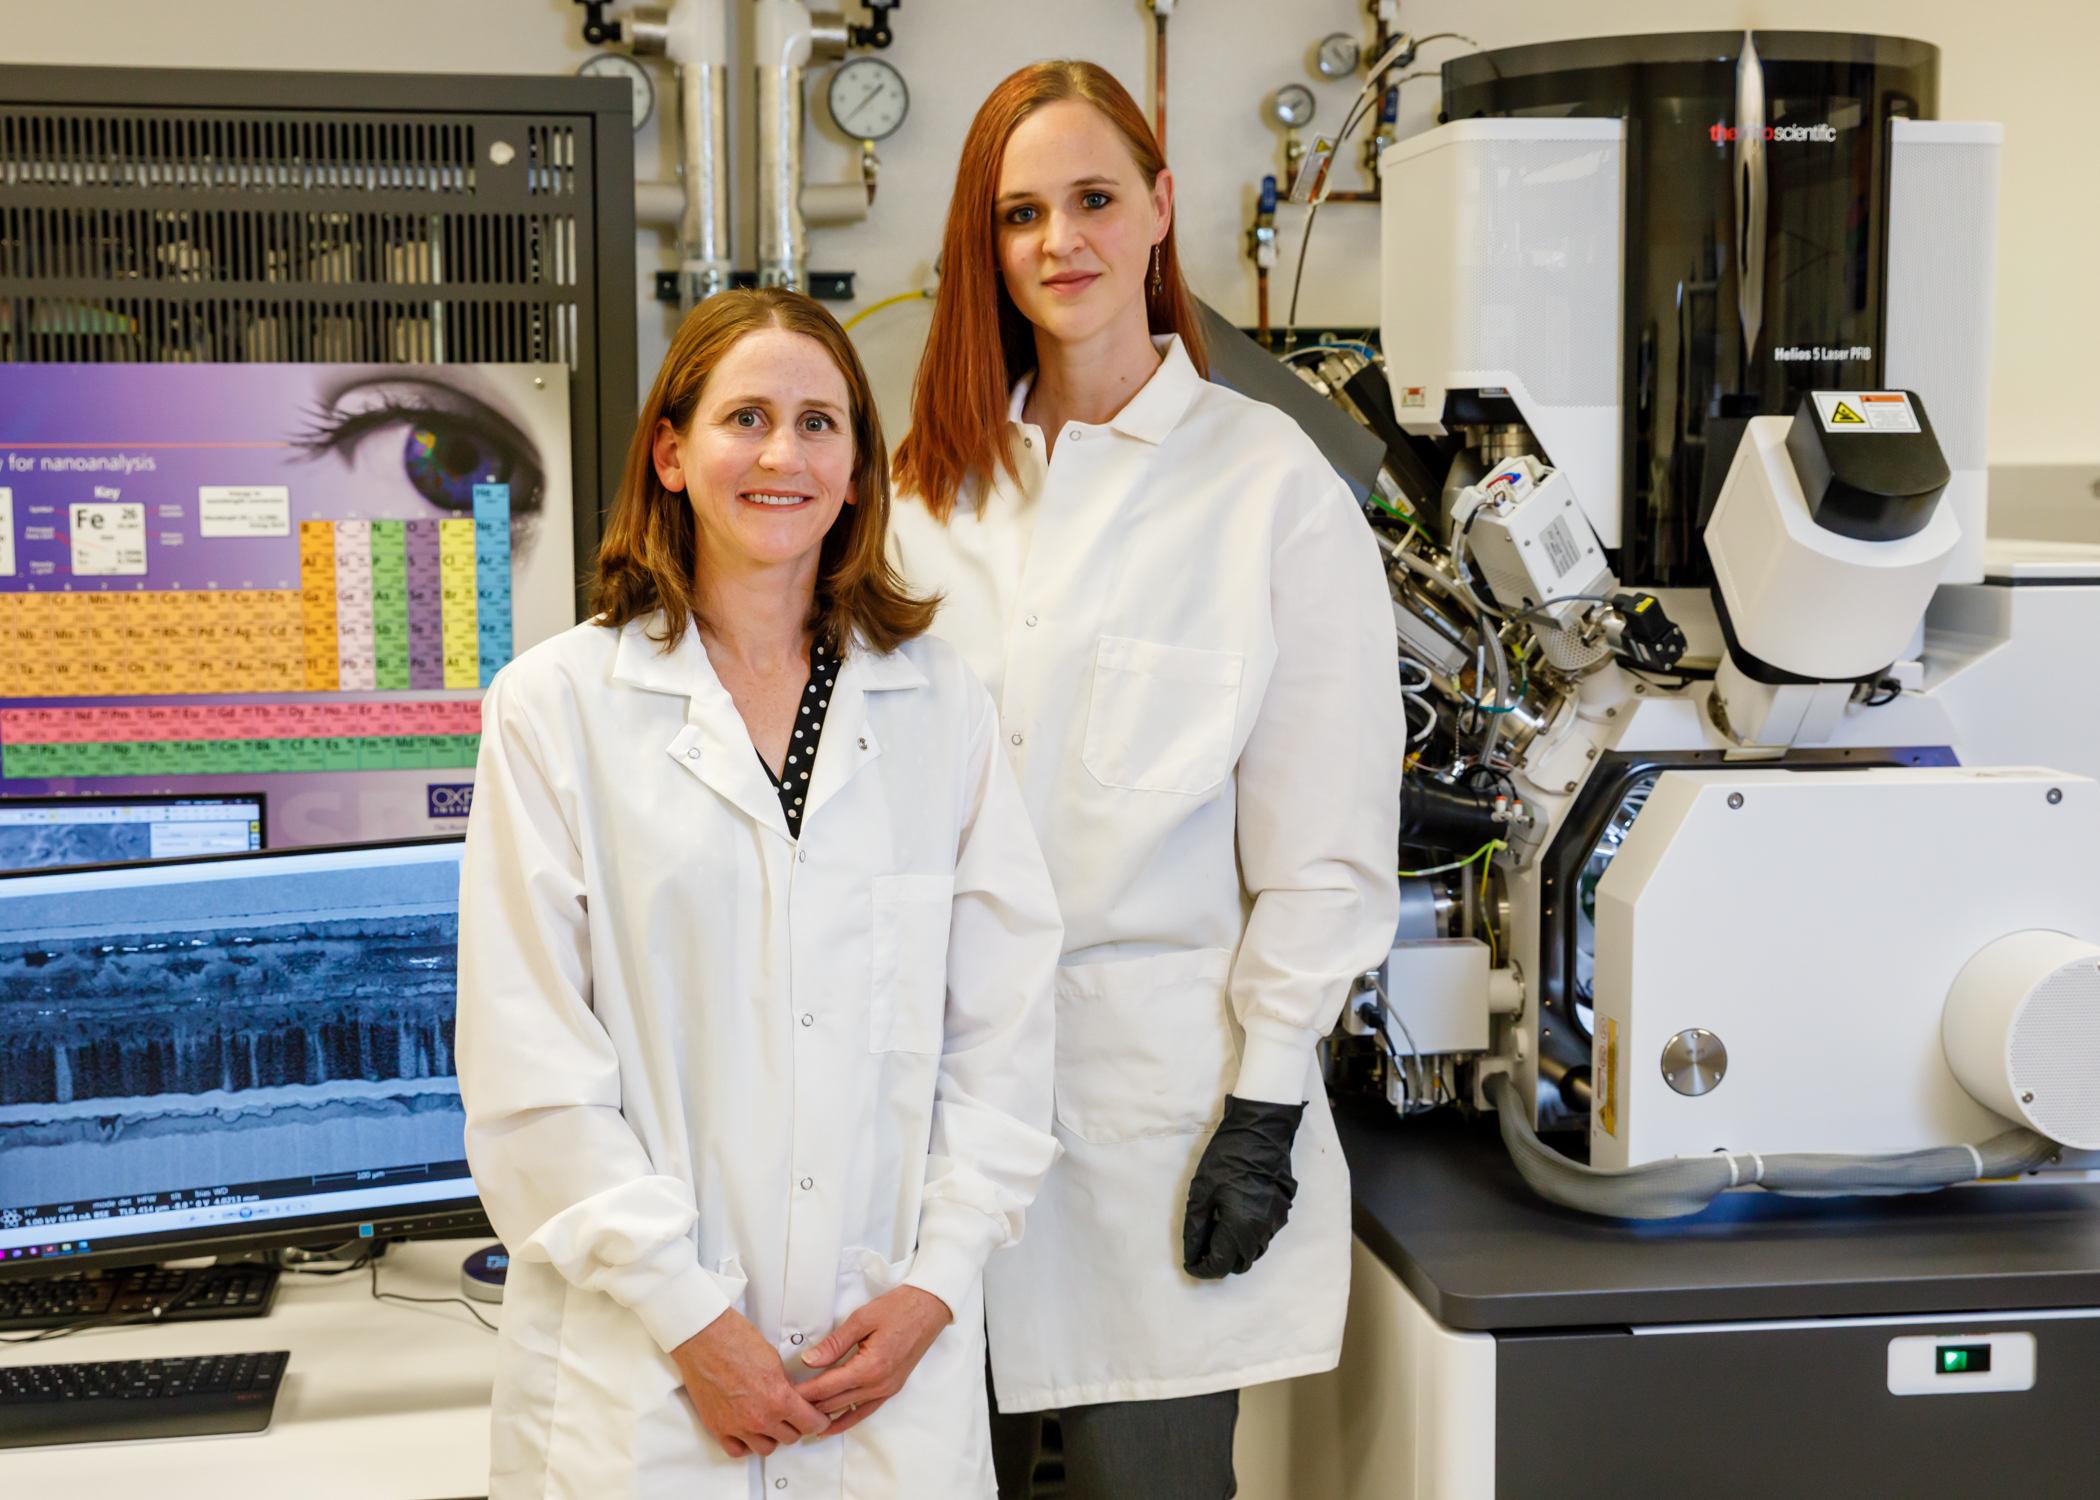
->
xmin=800 ymin=1013 xmax=813 ymax=1027
xmin=776 ymin=1481 xmax=789 ymax=1490
xmin=789 ymin=1333 xmax=804 ymax=1346
xmin=685 ymin=748 xmax=698 ymax=759
xmin=797 ymin=849 xmax=808 ymax=863
xmin=799 ymin=1176 xmax=813 ymax=1190
xmin=1010 ymin=732 xmax=1023 ymax=746
xmin=1025 ymin=614 xmax=1038 ymax=627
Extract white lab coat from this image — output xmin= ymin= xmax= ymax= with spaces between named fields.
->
xmin=890 ymin=335 xmax=1405 ymax=1409
xmin=456 ymin=615 xmax=1064 ymax=1499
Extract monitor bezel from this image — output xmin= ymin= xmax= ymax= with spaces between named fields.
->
xmin=0 ymin=832 xmax=487 ymax=1279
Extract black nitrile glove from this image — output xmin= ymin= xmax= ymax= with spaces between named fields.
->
xmin=1181 ymin=1095 xmax=1305 ymax=1279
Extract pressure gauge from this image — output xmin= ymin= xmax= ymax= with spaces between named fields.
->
xmin=1268 ymin=84 xmax=1317 ymax=131
xmin=578 ymin=52 xmax=655 ymax=131
xmin=827 ymin=56 xmax=910 ymax=142
xmin=1316 ymin=32 xmax=1363 ymax=80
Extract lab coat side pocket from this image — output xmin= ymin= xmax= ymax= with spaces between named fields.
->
xmin=1053 ymin=948 xmax=1238 ymax=1144
xmin=870 ymin=873 xmax=955 ymax=1054
xmin=1080 ymin=636 xmax=1244 ymax=795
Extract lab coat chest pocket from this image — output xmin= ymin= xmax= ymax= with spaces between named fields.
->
xmin=870 ymin=873 xmax=954 ymax=1053
xmin=1054 ymin=948 xmax=1239 ymax=1144
xmin=1081 ymin=636 xmax=1244 ymax=794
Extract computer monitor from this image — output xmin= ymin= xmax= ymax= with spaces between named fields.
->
xmin=0 ymin=794 xmax=265 ymax=873
xmin=0 ymin=836 xmax=486 ymax=1276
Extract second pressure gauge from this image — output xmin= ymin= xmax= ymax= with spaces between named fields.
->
xmin=827 ymin=56 xmax=910 ymax=142
xmin=1268 ymin=84 xmax=1317 ymax=131
xmin=577 ymin=52 xmax=655 ymax=132
xmin=1316 ymin=32 xmax=1363 ymax=79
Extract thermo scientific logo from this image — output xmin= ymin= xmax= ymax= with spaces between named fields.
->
xmin=1710 ymin=123 xmax=1840 ymax=143
xmin=428 ymin=783 xmax=475 ymax=820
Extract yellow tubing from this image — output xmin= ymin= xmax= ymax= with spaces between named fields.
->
xmin=844 ymin=289 xmax=932 ymax=332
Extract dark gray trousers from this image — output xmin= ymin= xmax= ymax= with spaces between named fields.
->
xmin=989 ymin=1378 xmax=1239 ymax=1500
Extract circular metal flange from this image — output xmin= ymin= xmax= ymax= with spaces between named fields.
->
xmin=1661 ymin=1028 xmax=1727 ymax=1096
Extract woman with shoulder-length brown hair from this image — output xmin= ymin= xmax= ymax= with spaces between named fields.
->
xmin=889 ymin=62 xmax=1404 ymax=1499
xmin=456 ymin=287 xmax=1065 ymax=1499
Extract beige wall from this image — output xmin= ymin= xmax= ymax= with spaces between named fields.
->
xmin=7 ymin=0 xmax=2097 ymax=469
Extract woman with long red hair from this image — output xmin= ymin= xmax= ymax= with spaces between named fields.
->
xmin=890 ymin=61 xmax=1404 ymax=1499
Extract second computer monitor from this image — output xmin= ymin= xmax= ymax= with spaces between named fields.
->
xmin=0 ymin=836 xmax=481 ymax=1274
xmin=0 ymin=795 xmax=264 ymax=873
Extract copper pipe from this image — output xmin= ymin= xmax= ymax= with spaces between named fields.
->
xmin=1324 ymin=189 xmax=1382 ymax=202
xmin=1153 ymin=10 xmax=1168 ymax=145
xmin=1257 ymin=265 xmax=1270 ymax=348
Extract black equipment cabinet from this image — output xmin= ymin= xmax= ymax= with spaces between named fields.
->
xmin=0 ymin=65 xmax=638 ymax=613
xmin=1340 ymin=1100 xmax=2100 ymax=1497
xmin=1442 ymin=33 xmax=1941 ymax=588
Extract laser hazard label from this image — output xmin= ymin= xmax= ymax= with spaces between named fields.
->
xmin=1814 ymin=390 xmax=1920 ymax=434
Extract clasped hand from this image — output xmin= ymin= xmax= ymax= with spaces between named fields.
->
xmin=673 ymin=1285 xmax=952 ymax=1457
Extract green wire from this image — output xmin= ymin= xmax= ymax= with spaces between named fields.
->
xmin=1368 ymin=492 xmax=1435 ymax=544
xmin=1398 ymin=839 xmax=1506 ymax=879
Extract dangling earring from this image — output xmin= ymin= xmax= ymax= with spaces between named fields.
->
xmin=1149 ymin=243 xmax=1164 ymax=296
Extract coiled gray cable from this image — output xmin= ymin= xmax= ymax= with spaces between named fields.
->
xmin=1483 ymin=1073 xmax=2060 ymax=1220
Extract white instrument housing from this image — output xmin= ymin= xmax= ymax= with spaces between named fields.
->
xmin=1943 ymin=930 xmax=2100 ymax=1151
xmin=1590 ymin=766 xmax=2100 ymax=1169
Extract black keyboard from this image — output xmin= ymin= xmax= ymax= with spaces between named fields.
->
xmin=0 ymin=1351 xmax=287 ymax=1447
xmin=0 ymin=1263 xmax=279 ymax=1332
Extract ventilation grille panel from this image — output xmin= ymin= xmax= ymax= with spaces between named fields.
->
xmin=526 ymin=125 xmax=574 ymax=197
xmin=0 ymin=206 xmax=576 ymax=288
xmin=0 ymin=112 xmax=478 ymax=194
xmin=0 ymin=295 xmax=580 ymax=365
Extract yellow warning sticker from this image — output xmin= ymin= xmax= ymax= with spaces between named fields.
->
xmin=1814 ymin=389 xmax=1919 ymax=433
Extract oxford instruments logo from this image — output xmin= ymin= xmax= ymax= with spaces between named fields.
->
xmin=427 ymin=783 xmax=475 ymax=820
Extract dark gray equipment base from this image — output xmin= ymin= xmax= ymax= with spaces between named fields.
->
xmin=1337 ymin=1099 xmax=2100 ymax=1497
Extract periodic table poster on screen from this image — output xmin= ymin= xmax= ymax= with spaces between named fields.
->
xmin=0 ymin=364 xmax=575 ymax=847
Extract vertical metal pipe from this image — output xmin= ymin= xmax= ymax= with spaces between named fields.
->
xmin=754 ymin=0 xmax=813 ymax=293
xmin=677 ymin=60 xmax=732 ymax=307
xmin=667 ymin=0 xmax=733 ymax=307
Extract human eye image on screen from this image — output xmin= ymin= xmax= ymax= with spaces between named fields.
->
xmin=293 ymin=366 xmax=551 ymax=560
xmin=0 ymin=843 xmax=468 ymax=1263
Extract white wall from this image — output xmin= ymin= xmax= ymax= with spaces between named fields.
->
xmin=10 ymin=0 xmax=2100 ymax=476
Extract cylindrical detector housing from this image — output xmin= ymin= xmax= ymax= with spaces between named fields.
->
xmin=1943 ymin=930 xmax=2100 ymax=1149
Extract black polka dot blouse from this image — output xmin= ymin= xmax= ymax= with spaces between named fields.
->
xmin=759 ymin=638 xmax=836 ymax=838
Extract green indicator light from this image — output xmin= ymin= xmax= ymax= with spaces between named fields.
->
xmin=1935 ymin=1344 xmax=1990 ymax=1375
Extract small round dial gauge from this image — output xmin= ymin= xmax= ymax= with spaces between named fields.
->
xmin=1316 ymin=32 xmax=1363 ymax=80
xmin=827 ymin=56 xmax=910 ymax=142
xmin=577 ymin=52 xmax=655 ymax=132
xmin=1268 ymin=83 xmax=1317 ymax=130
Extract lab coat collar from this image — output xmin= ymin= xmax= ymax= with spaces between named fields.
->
xmin=612 ymin=618 xmax=931 ymax=840
xmin=800 ymin=638 xmax=926 ymax=828
xmin=1004 ymin=335 xmax=1199 ymax=448
xmin=612 ymin=617 xmax=793 ymax=839
xmin=1107 ymin=335 xmax=1201 ymax=446
xmin=610 ymin=612 xmax=710 ymax=698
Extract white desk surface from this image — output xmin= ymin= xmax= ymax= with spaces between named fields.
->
xmin=0 ymin=1239 xmax=497 ymax=1500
